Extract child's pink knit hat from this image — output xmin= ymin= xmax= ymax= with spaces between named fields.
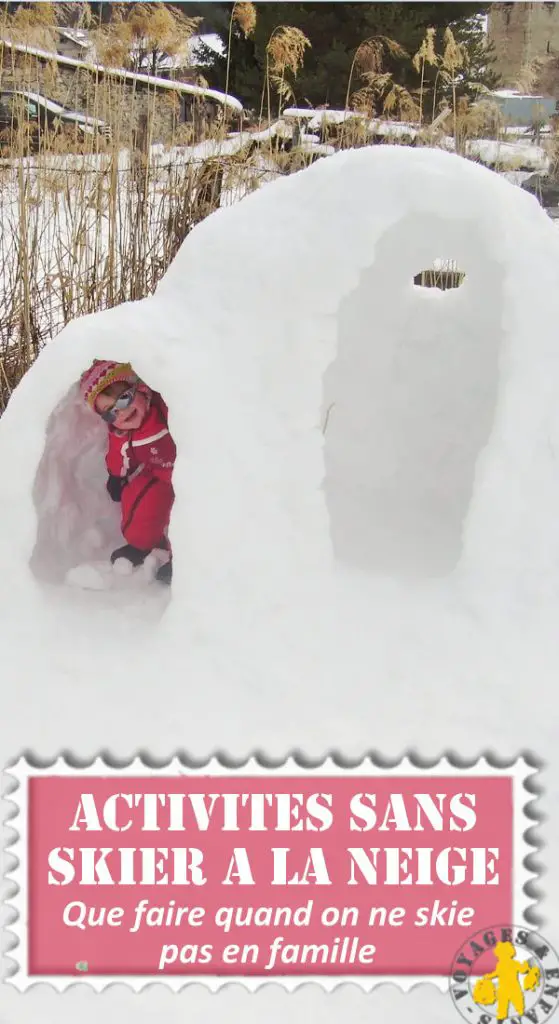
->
xmin=80 ymin=359 xmax=138 ymax=409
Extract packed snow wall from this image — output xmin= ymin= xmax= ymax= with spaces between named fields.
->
xmin=323 ymin=211 xmax=503 ymax=578
xmin=152 ymin=144 xmax=559 ymax=602
xmin=2 ymin=145 xmax=559 ymax=634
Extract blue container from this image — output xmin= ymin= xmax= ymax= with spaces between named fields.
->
xmin=490 ymin=91 xmax=557 ymax=127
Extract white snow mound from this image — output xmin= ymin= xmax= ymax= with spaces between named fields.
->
xmin=4 ymin=144 xmax=559 ymax=1003
xmin=1 ymin=143 xmax=559 ymax=686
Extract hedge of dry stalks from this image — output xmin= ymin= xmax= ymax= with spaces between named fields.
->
xmin=0 ymin=5 xmax=526 ymax=411
xmin=0 ymin=0 xmax=326 ymax=411
xmin=0 ymin=144 xmax=246 ymax=411
xmin=0 ymin=3 xmax=239 ymax=408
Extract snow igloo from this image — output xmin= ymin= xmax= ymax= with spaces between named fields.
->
xmin=2 ymin=145 xmax=559 ymax=659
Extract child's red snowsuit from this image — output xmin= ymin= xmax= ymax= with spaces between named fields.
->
xmin=106 ymin=393 xmax=176 ymax=551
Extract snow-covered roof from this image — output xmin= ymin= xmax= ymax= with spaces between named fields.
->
xmin=14 ymin=88 xmax=108 ymax=129
xmin=0 ymin=38 xmax=243 ymax=113
xmin=492 ymin=89 xmax=549 ymax=100
xmin=57 ymin=27 xmax=91 ymax=48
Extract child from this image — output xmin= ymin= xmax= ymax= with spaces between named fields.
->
xmin=80 ymin=359 xmax=175 ymax=584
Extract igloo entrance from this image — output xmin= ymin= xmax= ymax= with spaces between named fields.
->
xmin=322 ymin=212 xmax=504 ymax=578
xmin=29 ymin=381 xmax=174 ymax=601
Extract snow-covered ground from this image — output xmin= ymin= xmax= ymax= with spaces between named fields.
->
xmin=0 ymin=144 xmax=557 ymax=1019
xmin=282 ymin=107 xmax=552 ymax=171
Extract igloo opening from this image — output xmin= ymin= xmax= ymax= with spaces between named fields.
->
xmin=322 ymin=211 xmax=504 ymax=578
xmin=29 ymin=378 xmax=174 ymax=601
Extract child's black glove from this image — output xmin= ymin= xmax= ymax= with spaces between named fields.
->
xmin=106 ymin=474 xmax=126 ymax=502
xmin=110 ymin=544 xmax=149 ymax=567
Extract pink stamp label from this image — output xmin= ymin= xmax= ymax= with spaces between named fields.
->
xmin=5 ymin=758 xmax=535 ymax=990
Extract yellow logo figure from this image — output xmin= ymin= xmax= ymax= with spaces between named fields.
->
xmin=450 ymin=925 xmax=559 ymax=1024
xmin=473 ymin=941 xmax=538 ymax=1020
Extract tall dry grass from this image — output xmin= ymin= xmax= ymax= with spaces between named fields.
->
xmin=0 ymin=2 xmax=329 ymax=411
xmin=0 ymin=5 xmax=545 ymax=412
xmin=0 ymin=138 xmax=275 ymax=412
xmin=0 ymin=3 xmax=250 ymax=411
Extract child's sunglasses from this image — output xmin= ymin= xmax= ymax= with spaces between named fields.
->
xmin=99 ymin=385 xmax=137 ymax=424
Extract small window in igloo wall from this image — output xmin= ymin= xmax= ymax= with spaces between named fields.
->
xmin=414 ymin=260 xmax=465 ymax=290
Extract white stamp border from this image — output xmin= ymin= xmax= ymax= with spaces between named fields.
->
xmin=3 ymin=754 xmax=538 ymax=992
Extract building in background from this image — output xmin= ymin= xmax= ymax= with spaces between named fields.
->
xmin=56 ymin=27 xmax=93 ymax=61
xmin=0 ymin=39 xmax=243 ymax=145
xmin=488 ymin=2 xmax=559 ymax=88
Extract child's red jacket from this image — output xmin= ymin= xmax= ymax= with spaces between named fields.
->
xmin=106 ymin=393 xmax=176 ymax=551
